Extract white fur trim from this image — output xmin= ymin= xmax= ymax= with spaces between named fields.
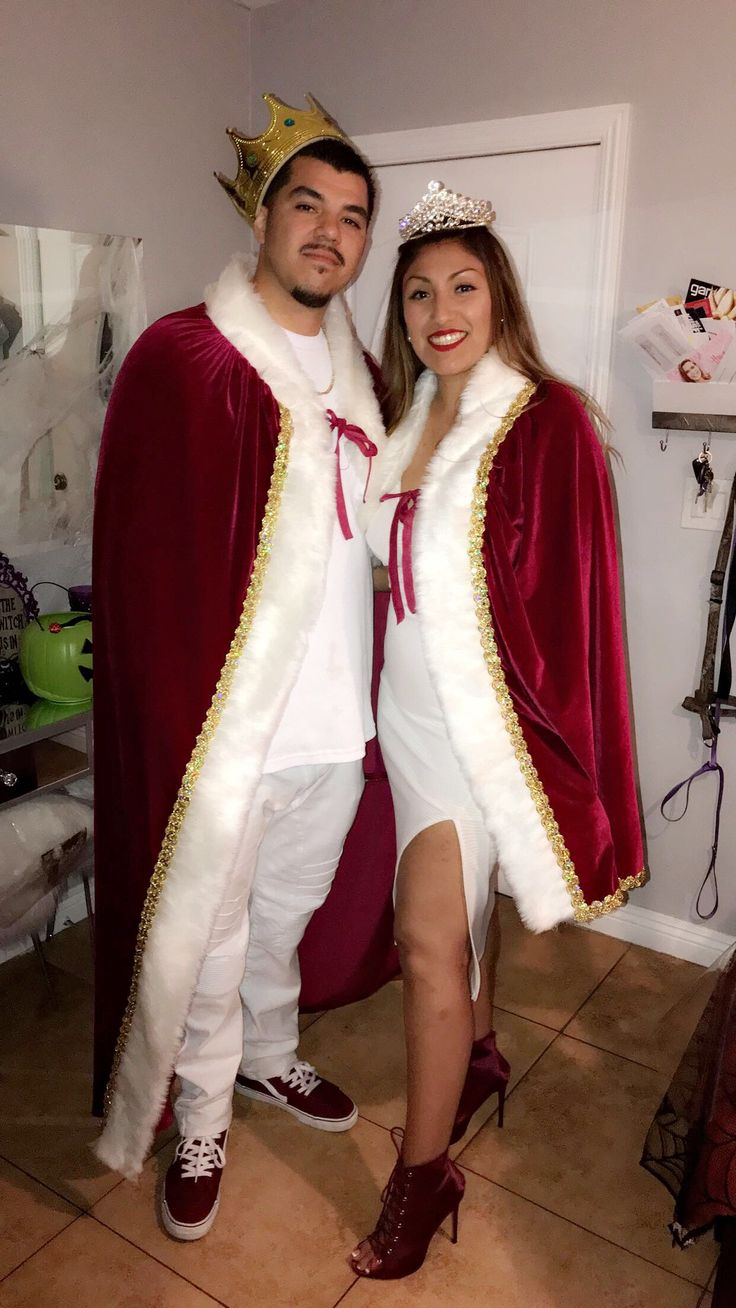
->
xmin=96 ymin=256 xmax=384 ymax=1177
xmin=403 ymin=351 xmax=575 ymax=934
xmin=209 ymin=255 xmax=385 ymax=530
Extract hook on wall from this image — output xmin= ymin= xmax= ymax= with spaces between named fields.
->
xmin=659 ymin=430 xmax=670 ymax=452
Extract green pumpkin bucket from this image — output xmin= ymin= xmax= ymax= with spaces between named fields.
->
xmin=24 ymin=697 xmax=86 ymax=729
xmin=20 ymin=612 xmax=93 ymax=704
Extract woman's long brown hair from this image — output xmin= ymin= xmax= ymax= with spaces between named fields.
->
xmin=380 ymin=226 xmax=609 ymax=438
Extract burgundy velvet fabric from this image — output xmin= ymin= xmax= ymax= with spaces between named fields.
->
xmin=92 ymin=306 xmax=396 ymax=1113
xmin=484 ymin=382 xmax=644 ymax=904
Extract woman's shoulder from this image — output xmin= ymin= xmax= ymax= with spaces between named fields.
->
xmin=513 ymin=378 xmax=605 ymax=463
xmin=530 ymin=377 xmax=591 ymax=425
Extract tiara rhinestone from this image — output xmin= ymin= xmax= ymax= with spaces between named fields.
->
xmin=398 ymin=179 xmax=496 ymax=244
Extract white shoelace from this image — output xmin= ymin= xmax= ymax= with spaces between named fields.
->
xmin=175 ymin=1135 xmax=226 ymax=1180
xmin=282 ymin=1060 xmax=321 ymax=1097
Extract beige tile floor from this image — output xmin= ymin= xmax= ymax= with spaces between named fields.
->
xmin=0 ymin=899 xmax=719 ymax=1307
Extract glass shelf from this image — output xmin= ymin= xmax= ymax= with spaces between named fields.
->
xmin=0 ymin=700 xmax=91 ymax=755
xmin=0 ymin=699 xmax=92 ymax=808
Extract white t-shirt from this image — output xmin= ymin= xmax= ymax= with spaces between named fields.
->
xmin=262 ymin=327 xmax=375 ymax=772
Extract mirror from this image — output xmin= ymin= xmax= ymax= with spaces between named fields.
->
xmin=0 ymin=224 xmax=145 ymax=591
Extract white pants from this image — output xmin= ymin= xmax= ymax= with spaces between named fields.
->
xmin=174 ymin=759 xmax=363 ymax=1138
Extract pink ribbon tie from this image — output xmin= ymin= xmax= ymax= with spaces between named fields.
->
xmin=381 ymin=490 xmax=420 ymax=623
xmin=326 ymin=409 xmax=378 ymax=540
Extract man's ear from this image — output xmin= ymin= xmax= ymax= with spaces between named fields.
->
xmin=253 ymin=205 xmax=268 ymax=247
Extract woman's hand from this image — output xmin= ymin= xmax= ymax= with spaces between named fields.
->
xmin=372 ymin=565 xmax=390 ymax=592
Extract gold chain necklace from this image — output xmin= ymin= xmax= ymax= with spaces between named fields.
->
xmin=315 ymin=350 xmax=334 ymax=396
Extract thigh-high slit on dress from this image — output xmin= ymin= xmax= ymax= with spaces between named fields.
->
xmin=367 ymin=491 xmax=497 ymax=999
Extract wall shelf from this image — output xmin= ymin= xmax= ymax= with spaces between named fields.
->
xmin=652 ymin=412 xmax=736 ymax=433
xmin=652 ymin=380 xmax=736 ymax=435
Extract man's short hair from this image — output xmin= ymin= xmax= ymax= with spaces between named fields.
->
xmin=262 ymin=138 xmax=376 ymax=221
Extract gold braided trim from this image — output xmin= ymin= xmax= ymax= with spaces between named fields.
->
xmin=468 ymin=383 xmax=646 ymax=923
xmin=103 ymin=405 xmax=294 ymax=1117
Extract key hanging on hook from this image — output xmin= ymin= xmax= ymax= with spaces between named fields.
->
xmin=692 ymin=441 xmax=714 ymax=499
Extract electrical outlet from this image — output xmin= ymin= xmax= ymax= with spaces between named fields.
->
xmin=681 ymin=478 xmax=731 ymax=531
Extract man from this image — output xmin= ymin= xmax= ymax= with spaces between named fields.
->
xmin=92 ymin=94 xmax=393 ymax=1240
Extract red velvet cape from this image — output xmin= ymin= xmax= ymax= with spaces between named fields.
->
xmin=483 ymin=382 xmax=644 ymax=910
xmin=92 ymin=304 xmax=397 ymax=1115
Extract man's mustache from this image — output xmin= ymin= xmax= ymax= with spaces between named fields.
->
xmin=300 ymin=243 xmax=345 ymax=267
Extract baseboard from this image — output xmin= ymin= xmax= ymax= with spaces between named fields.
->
xmin=582 ymin=901 xmax=735 ymax=967
xmin=0 ymin=881 xmax=92 ymax=966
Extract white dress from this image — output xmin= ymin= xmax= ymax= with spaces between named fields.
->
xmin=366 ymin=490 xmax=497 ymax=999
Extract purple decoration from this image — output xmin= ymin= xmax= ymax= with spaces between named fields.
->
xmin=69 ymin=585 xmax=92 ymax=614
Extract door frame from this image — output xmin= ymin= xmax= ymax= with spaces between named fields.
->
xmin=353 ymin=102 xmax=631 ymax=411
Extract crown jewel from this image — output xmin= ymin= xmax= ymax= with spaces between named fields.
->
xmin=216 ymin=93 xmax=350 ymax=226
xmin=398 ymin=180 xmax=496 ymax=244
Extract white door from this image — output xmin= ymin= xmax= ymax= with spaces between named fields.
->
xmin=350 ymin=105 xmax=630 ymax=407
xmin=351 ymin=146 xmax=600 ymax=391
xmin=349 ymin=110 xmax=630 ymax=898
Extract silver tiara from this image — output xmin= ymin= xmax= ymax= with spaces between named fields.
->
xmin=398 ymin=180 xmax=496 ymax=244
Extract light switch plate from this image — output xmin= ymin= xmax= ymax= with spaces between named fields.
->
xmin=681 ymin=477 xmax=731 ymax=531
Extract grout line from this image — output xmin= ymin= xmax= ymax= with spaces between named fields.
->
xmin=494 ymin=1003 xmax=565 ymax=1034
xmin=456 ymin=1162 xmax=711 ymax=1291
xmin=0 ymin=1210 xmax=86 ymax=1285
xmin=560 ymin=1029 xmax=674 ymax=1077
xmin=356 ymin=1112 xmax=394 ymax=1133
xmin=454 ymin=1032 xmax=564 ymax=1160
xmin=0 ymin=1153 xmax=95 ymax=1216
xmin=494 ymin=948 xmax=633 ymax=1036
xmin=88 ymin=1213 xmax=230 ymax=1306
xmin=497 ymin=979 xmax=684 ymax=1080
xmin=559 ymin=945 xmax=633 ymax=1036
xmin=332 ymin=1277 xmax=361 ymax=1306
xmin=300 ymin=1010 xmax=327 ymax=1033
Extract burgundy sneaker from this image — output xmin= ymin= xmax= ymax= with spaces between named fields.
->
xmin=235 ymin=1059 xmax=358 ymax=1131
xmin=161 ymin=1131 xmax=227 ymax=1241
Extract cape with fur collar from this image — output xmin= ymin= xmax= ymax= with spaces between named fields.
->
xmin=374 ymin=351 xmax=645 ymax=933
xmin=92 ymin=255 xmax=395 ymax=1177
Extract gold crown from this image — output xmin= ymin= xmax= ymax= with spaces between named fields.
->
xmin=216 ymin=93 xmax=350 ymax=226
xmin=398 ymin=180 xmax=496 ymax=244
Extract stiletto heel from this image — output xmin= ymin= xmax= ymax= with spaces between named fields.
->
xmin=497 ymin=1081 xmax=506 ymax=1129
xmin=450 ymin=1030 xmax=510 ymax=1145
xmin=350 ymin=1129 xmax=465 ymax=1280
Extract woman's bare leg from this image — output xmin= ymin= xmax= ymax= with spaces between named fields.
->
xmin=352 ymin=821 xmax=472 ymax=1274
xmin=472 ymin=891 xmax=501 ymax=1040
xmin=399 ymin=822 xmax=473 ymax=1166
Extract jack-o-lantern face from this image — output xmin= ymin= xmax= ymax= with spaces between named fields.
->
xmin=20 ymin=612 xmax=93 ymax=704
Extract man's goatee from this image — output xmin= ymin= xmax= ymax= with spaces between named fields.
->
xmin=291 ymin=285 xmax=331 ymax=309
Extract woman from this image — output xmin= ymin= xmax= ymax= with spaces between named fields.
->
xmin=350 ymin=181 xmax=645 ymax=1280
xmin=679 ymin=356 xmax=711 ymax=382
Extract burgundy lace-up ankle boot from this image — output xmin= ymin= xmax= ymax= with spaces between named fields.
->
xmin=351 ymin=1131 xmax=465 ymax=1280
xmin=450 ymin=1029 xmax=510 ymax=1145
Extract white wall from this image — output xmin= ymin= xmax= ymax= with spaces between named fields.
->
xmin=2 ymin=0 xmax=252 ymax=322
xmin=252 ymin=0 xmax=736 ymax=933
xmin=3 ymin=0 xmax=735 ymax=937
xmin=1 ymin=0 xmax=252 ymax=592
